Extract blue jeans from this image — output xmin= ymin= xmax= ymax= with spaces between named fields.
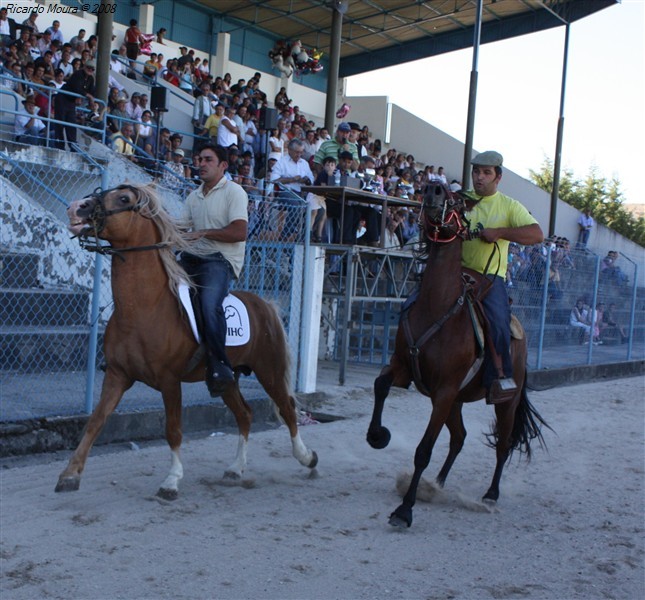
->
xmin=481 ymin=275 xmax=513 ymax=388
xmin=181 ymin=253 xmax=233 ymax=366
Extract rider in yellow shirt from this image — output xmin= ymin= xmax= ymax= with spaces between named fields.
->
xmin=462 ymin=151 xmax=544 ymax=402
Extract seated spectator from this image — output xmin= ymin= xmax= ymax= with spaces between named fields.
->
xmin=569 ymin=298 xmax=591 ymax=344
xmin=14 ymin=94 xmax=46 ymax=145
xmin=45 ymin=20 xmax=64 ymax=45
xmin=135 ymin=110 xmax=156 ymax=152
xmin=69 ymin=29 xmax=86 ymax=54
xmin=400 ymin=211 xmax=419 ymax=246
xmin=143 ymin=52 xmax=158 ymax=79
xmin=156 ymin=28 xmax=167 ymax=45
xmin=125 ymin=92 xmax=143 ymax=122
xmin=84 ymin=99 xmax=105 ymax=139
xmin=600 ymin=250 xmax=628 ymax=286
xmin=216 ymin=105 xmax=239 ymax=148
xmin=202 ymin=103 xmax=225 ymax=143
xmin=112 ymin=122 xmax=138 ymax=161
xmin=603 ymin=303 xmax=628 ymax=344
xmin=56 ymin=48 xmax=73 ymax=80
xmin=383 ymin=215 xmax=402 ymax=249
xmin=591 ymin=303 xmax=606 ymax=345
xmin=307 ymin=155 xmax=336 ymax=242
xmin=108 ymin=94 xmax=129 ymax=133
xmin=162 ymin=148 xmax=188 ymax=192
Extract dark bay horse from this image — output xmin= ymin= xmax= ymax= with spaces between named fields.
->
xmin=57 ymin=184 xmax=317 ymax=499
xmin=366 ymin=184 xmax=548 ymax=528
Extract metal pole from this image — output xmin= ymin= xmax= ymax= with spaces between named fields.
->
xmin=338 ymin=247 xmax=355 ymax=385
xmin=324 ymin=1 xmax=346 ymax=131
xmin=95 ymin=13 xmax=114 ymax=103
xmin=84 ymin=169 xmax=109 ymax=413
xmin=549 ymin=22 xmax=570 ymax=238
xmin=586 ymin=255 xmax=601 ymax=365
xmin=461 ymin=0 xmax=483 ymax=190
xmin=535 ymin=245 xmax=552 ymax=370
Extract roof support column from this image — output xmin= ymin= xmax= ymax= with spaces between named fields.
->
xmin=95 ymin=13 xmax=113 ymax=103
xmin=549 ymin=22 xmax=570 ymax=237
xmin=461 ymin=0 xmax=483 ymax=190
xmin=325 ymin=1 xmax=346 ymax=131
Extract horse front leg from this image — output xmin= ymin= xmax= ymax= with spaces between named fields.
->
xmin=390 ymin=395 xmax=454 ymax=528
xmin=56 ymin=371 xmax=133 ymax=492
xmin=157 ymin=380 xmax=184 ymax=500
xmin=436 ymin=402 xmax=466 ymax=487
xmin=366 ymin=366 xmax=394 ymax=449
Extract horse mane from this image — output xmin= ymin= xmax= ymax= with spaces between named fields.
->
xmin=128 ymin=183 xmax=208 ymax=298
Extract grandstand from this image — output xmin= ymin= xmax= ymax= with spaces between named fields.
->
xmin=1 ymin=0 xmax=642 ymax=433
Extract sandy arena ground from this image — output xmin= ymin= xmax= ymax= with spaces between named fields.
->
xmin=1 ymin=374 xmax=643 ymax=600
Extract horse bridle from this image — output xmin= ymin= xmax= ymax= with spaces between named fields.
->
xmin=75 ymin=184 xmax=169 ymax=258
xmin=421 ymin=185 xmax=475 ymax=243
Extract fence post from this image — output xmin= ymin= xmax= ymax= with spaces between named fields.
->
xmin=622 ymin=255 xmax=638 ymax=360
xmin=586 ymin=255 xmax=601 ymax=365
xmin=83 ymin=170 xmax=108 ymax=413
xmin=535 ymin=246 xmax=552 ymax=370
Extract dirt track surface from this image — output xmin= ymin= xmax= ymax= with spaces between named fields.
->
xmin=1 ymin=376 xmax=643 ymax=600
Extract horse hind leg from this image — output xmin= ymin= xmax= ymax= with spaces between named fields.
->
xmin=56 ymin=371 xmax=133 ymax=492
xmin=366 ymin=366 xmax=394 ymax=449
xmin=254 ymin=369 xmax=318 ymax=470
xmin=436 ymin=402 xmax=466 ymax=487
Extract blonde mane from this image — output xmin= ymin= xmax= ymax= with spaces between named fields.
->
xmin=128 ymin=183 xmax=207 ymax=297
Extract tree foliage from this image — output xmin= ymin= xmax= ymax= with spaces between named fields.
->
xmin=529 ymin=159 xmax=644 ymax=247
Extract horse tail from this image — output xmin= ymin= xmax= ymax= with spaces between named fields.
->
xmin=265 ymin=299 xmax=296 ymax=418
xmin=485 ymin=375 xmax=551 ymax=462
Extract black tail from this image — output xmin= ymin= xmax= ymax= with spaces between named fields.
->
xmin=485 ymin=378 xmax=552 ymax=461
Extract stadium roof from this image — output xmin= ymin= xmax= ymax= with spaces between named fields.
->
xmin=199 ymin=0 xmax=618 ymax=78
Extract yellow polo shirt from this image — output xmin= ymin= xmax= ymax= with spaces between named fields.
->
xmin=461 ymin=191 xmax=537 ymax=278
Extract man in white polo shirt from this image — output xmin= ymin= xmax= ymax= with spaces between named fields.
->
xmin=181 ymin=144 xmax=248 ymax=396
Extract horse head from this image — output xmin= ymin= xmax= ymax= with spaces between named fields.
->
xmin=420 ymin=183 xmax=468 ymax=244
xmin=67 ymin=184 xmax=143 ymax=240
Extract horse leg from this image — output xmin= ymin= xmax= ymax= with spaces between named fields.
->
xmin=56 ymin=371 xmax=133 ymax=492
xmin=157 ymin=380 xmax=184 ymax=500
xmin=436 ymin=402 xmax=466 ymax=487
xmin=390 ymin=396 xmax=453 ymax=528
xmin=254 ymin=370 xmax=318 ymax=469
xmin=366 ymin=366 xmax=394 ymax=449
xmin=482 ymin=398 xmax=516 ymax=503
xmin=219 ymin=381 xmax=252 ymax=479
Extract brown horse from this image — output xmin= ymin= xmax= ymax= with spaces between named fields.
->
xmin=366 ymin=184 xmax=548 ymax=528
xmin=57 ymin=184 xmax=317 ymax=499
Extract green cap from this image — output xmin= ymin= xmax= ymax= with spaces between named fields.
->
xmin=471 ymin=150 xmax=503 ymax=167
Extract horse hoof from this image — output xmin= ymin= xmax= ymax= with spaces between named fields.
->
xmin=366 ymin=427 xmax=391 ymax=450
xmin=482 ymin=490 xmax=498 ymax=504
xmin=156 ymin=487 xmax=178 ymax=501
xmin=389 ymin=506 xmax=412 ymax=528
xmin=223 ymin=470 xmax=241 ymax=480
xmin=55 ymin=476 xmax=80 ymax=493
xmin=307 ymin=451 xmax=318 ymax=469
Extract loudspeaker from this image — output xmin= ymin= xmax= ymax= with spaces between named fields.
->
xmin=259 ymin=107 xmax=278 ymax=130
xmin=150 ymin=86 xmax=169 ymax=112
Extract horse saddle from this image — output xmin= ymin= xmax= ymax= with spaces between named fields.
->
xmin=178 ymin=283 xmax=252 ymax=376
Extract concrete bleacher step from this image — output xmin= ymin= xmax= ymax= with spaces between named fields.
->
xmin=0 ymin=252 xmax=39 ymax=288
xmin=0 ymin=325 xmax=103 ymax=373
xmin=0 ymin=288 xmax=89 ymax=327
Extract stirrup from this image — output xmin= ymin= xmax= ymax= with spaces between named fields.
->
xmin=486 ymin=377 xmax=517 ymax=405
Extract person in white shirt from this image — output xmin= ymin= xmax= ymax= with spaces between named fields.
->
xmin=45 ymin=20 xmax=64 ymax=44
xmin=576 ymin=207 xmax=594 ymax=248
xmin=15 ymin=95 xmax=46 ymax=145
xmin=216 ymin=105 xmax=239 ymax=148
xmin=270 ymin=138 xmax=313 ymax=241
xmin=125 ymin=92 xmax=143 ymax=122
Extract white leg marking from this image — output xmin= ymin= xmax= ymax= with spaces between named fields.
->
xmin=160 ymin=449 xmax=183 ymax=492
xmin=291 ymin=432 xmax=314 ymax=466
xmin=225 ymin=435 xmax=248 ymax=478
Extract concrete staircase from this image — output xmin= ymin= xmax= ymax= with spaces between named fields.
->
xmin=0 ymin=249 xmax=95 ymax=373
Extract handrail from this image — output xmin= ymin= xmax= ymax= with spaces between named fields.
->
xmin=0 ymin=148 xmax=77 ymax=209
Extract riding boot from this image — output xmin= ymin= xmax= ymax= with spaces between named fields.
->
xmin=205 ymin=353 xmax=234 ymax=398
